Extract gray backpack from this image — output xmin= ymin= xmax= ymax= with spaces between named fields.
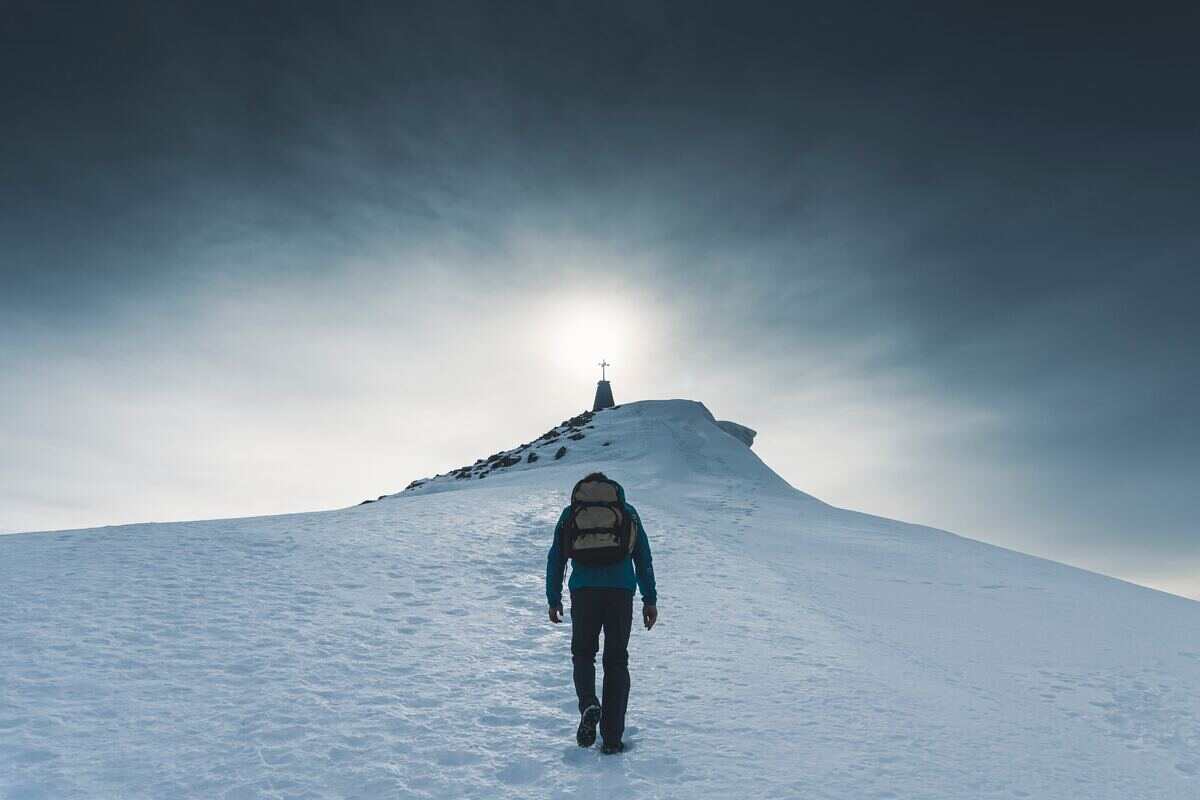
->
xmin=561 ymin=477 xmax=636 ymax=566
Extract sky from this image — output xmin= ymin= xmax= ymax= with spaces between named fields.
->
xmin=3 ymin=2 xmax=1198 ymax=598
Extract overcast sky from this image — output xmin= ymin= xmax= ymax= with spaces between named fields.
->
xmin=3 ymin=2 xmax=1198 ymax=598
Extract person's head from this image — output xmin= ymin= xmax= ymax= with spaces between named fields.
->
xmin=582 ymin=471 xmax=609 ymax=483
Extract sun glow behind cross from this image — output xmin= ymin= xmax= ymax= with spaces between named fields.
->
xmin=542 ymin=295 xmax=640 ymax=382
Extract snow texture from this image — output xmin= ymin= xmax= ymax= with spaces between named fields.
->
xmin=2 ymin=399 xmax=1199 ymax=799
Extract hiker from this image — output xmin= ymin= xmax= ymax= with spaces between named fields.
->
xmin=546 ymin=472 xmax=658 ymax=754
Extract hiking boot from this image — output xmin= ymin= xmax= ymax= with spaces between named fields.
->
xmin=576 ymin=703 xmax=601 ymax=747
xmin=600 ymin=740 xmax=625 ymax=755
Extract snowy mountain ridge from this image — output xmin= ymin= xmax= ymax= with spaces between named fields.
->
xmin=2 ymin=398 xmax=1199 ymax=799
xmin=379 ymin=399 xmax=794 ymax=501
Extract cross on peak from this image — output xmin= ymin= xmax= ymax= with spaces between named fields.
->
xmin=598 ymin=360 xmax=610 ymax=381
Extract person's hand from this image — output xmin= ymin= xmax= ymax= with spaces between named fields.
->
xmin=643 ymin=604 xmax=658 ymax=630
xmin=549 ymin=606 xmax=563 ymax=624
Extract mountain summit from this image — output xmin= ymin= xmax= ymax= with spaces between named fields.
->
xmin=389 ymin=400 xmax=798 ymax=501
xmin=2 ymin=398 xmax=1198 ymax=798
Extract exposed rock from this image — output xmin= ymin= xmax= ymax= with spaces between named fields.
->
xmin=373 ymin=406 xmax=606 ymax=496
xmin=359 ymin=499 xmax=375 ymax=505
xmin=602 ymin=441 xmax=611 ymax=446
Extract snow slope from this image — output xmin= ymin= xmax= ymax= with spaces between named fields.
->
xmin=2 ymin=399 xmax=1199 ymax=799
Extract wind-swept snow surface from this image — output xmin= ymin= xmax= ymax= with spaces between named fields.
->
xmin=2 ymin=400 xmax=1198 ymax=798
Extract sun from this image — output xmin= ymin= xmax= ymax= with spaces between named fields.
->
xmin=544 ymin=297 xmax=635 ymax=378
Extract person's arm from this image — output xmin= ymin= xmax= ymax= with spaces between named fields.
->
xmin=630 ymin=507 xmax=658 ymax=629
xmin=546 ymin=508 xmax=569 ymax=622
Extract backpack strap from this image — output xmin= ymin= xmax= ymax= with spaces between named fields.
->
xmin=557 ymin=506 xmax=572 ymax=567
xmin=625 ymin=505 xmax=638 ymax=554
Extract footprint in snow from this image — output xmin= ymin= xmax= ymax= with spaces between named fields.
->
xmin=433 ymin=749 xmax=483 ymax=766
xmin=497 ymin=757 xmax=546 ymax=785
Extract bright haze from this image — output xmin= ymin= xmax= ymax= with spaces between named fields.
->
xmin=3 ymin=4 xmax=1197 ymax=598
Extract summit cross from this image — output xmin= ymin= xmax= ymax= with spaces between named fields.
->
xmin=598 ymin=360 xmax=610 ymax=381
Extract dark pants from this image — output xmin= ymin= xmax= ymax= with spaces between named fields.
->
xmin=570 ymin=587 xmax=634 ymax=744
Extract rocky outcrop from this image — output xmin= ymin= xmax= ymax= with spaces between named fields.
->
xmin=391 ymin=406 xmax=613 ymax=497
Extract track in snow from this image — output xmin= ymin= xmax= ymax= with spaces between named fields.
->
xmin=3 ymin=400 xmax=1198 ymax=799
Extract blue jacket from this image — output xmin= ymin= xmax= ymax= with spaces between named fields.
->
xmin=545 ymin=486 xmax=657 ymax=609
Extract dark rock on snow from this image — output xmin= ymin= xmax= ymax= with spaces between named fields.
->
xmin=393 ymin=407 xmax=602 ymax=495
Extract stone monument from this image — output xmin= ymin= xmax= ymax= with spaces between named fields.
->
xmin=592 ymin=360 xmax=615 ymax=411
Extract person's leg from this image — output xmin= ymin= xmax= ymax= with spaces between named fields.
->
xmin=598 ymin=589 xmax=634 ymax=744
xmin=570 ymin=589 xmax=603 ymax=712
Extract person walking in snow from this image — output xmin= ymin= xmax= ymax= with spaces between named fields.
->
xmin=547 ymin=472 xmax=658 ymax=755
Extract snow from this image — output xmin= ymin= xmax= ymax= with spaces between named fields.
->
xmin=2 ymin=398 xmax=1198 ymax=798
xmin=715 ymin=419 xmax=756 ymax=447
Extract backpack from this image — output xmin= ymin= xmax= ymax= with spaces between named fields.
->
xmin=561 ymin=476 xmax=637 ymax=566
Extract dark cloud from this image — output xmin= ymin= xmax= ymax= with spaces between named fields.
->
xmin=3 ymin=2 xmax=1198 ymax=595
